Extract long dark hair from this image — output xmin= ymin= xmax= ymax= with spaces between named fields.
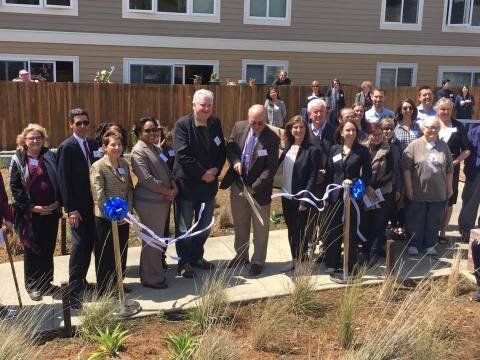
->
xmin=351 ymin=101 xmax=369 ymax=132
xmin=266 ymin=87 xmax=282 ymax=101
xmin=394 ymin=98 xmax=418 ymax=124
xmin=334 ymin=118 xmax=359 ymax=144
xmin=284 ymin=115 xmax=308 ymax=146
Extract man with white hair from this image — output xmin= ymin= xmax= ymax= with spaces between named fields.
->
xmin=173 ymin=89 xmax=226 ymax=278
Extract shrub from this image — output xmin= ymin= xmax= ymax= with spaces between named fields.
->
xmin=193 ymin=329 xmax=240 ymax=360
xmin=87 ymin=324 xmax=130 ymax=360
xmin=288 ymin=260 xmax=323 ymax=316
xmin=164 ymin=332 xmax=199 ymax=360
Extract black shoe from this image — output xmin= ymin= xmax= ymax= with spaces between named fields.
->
xmin=190 ymin=258 xmax=215 ymax=270
xmin=28 ymin=290 xmax=43 ymax=301
xmin=123 ymin=285 xmax=132 ymax=293
xmin=473 ymin=291 xmax=480 ymax=302
xmin=0 ymin=305 xmax=16 ymax=319
xmin=178 ymin=263 xmax=196 ymax=278
xmin=43 ymin=283 xmax=61 ymax=296
xmin=83 ymin=281 xmax=96 ymax=292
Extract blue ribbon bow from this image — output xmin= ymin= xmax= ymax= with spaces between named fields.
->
xmin=350 ymin=179 xmax=365 ymax=201
xmin=103 ymin=197 xmax=129 ymax=221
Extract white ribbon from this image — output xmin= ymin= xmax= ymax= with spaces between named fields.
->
xmin=272 ymin=184 xmax=367 ymax=242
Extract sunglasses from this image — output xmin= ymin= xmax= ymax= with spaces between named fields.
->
xmin=402 ymin=106 xmax=414 ymax=111
xmin=144 ymin=128 xmax=159 ymax=134
xmin=74 ymin=120 xmax=90 ymax=127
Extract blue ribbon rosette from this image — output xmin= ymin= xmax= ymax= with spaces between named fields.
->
xmin=350 ymin=179 xmax=365 ymax=201
xmin=103 ymin=197 xmax=129 ymax=221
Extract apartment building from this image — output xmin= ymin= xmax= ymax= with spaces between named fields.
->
xmin=0 ymin=0 xmax=479 ymax=87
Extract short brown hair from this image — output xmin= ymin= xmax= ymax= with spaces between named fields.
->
xmin=102 ymin=129 xmax=123 ymax=147
xmin=16 ymin=123 xmax=48 ymax=150
xmin=284 ymin=115 xmax=307 ymax=145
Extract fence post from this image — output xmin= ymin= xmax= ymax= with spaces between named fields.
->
xmin=61 ymin=217 xmax=67 ymax=255
xmin=61 ymin=282 xmax=72 ymax=338
xmin=385 ymin=239 xmax=395 ymax=277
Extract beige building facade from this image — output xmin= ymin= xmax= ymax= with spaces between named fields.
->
xmin=0 ymin=0 xmax=479 ymax=87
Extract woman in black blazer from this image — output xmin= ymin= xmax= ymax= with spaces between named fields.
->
xmin=324 ymin=119 xmax=373 ymax=273
xmin=278 ymin=115 xmax=320 ymax=271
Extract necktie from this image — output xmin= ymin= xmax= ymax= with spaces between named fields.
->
xmin=83 ymin=139 xmax=93 ymax=166
xmin=242 ymin=133 xmax=256 ymax=176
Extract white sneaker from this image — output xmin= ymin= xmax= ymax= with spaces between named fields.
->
xmin=407 ymin=246 xmax=419 ymax=256
xmin=425 ymin=247 xmax=438 ymax=256
xmin=282 ymin=260 xmax=296 ymax=272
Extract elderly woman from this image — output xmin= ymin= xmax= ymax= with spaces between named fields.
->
xmin=325 ymin=119 xmax=373 ymax=273
xmin=90 ymin=130 xmax=133 ymax=294
xmin=402 ymin=117 xmax=454 ymax=256
xmin=131 ymin=117 xmax=178 ymax=289
xmin=9 ymin=124 xmax=61 ymax=301
xmin=279 ymin=115 xmax=320 ymax=271
xmin=434 ymin=98 xmax=471 ymax=243
xmin=455 ymin=85 xmax=476 ymax=120
xmin=359 ymin=122 xmax=395 ymax=264
xmin=354 ymin=80 xmax=373 ymax=110
xmin=264 ymin=88 xmax=287 ymax=128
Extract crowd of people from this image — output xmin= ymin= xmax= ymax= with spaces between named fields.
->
xmin=0 ymin=79 xmax=479 ymax=312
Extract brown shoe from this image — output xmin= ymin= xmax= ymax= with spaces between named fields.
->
xmin=249 ymin=264 xmax=263 ymax=277
xmin=226 ymin=257 xmax=249 ymax=269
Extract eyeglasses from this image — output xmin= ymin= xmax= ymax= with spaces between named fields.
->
xmin=424 ymin=125 xmax=439 ymax=131
xmin=402 ymin=106 xmax=414 ymax=111
xmin=25 ymin=136 xmax=43 ymax=141
xmin=74 ymin=120 xmax=90 ymax=127
xmin=143 ymin=128 xmax=159 ymax=134
xmin=382 ymin=128 xmax=393 ymax=131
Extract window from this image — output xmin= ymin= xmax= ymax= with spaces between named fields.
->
xmin=244 ymin=0 xmax=291 ymax=26
xmin=380 ymin=0 xmax=424 ymax=30
xmin=376 ymin=63 xmax=417 ymax=87
xmin=124 ymin=58 xmax=219 ymax=84
xmin=123 ymin=0 xmax=220 ymax=22
xmin=0 ymin=55 xmax=78 ymax=82
xmin=0 ymin=0 xmax=77 ymax=15
xmin=242 ymin=60 xmax=288 ymax=85
xmin=443 ymin=0 xmax=480 ymax=32
xmin=438 ymin=66 xmax=480 ymax=87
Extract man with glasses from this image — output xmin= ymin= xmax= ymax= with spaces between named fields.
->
xmin=220 ymin=104 xmax=279 ymax=276
xmin=272 ymin=70 xmax=291 ymax=85
xmin=173 ymin=89 xmax=226 ymax=278
xmin=57 ymin=108 xmax=100 ymax=308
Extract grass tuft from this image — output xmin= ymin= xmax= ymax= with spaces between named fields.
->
xmin=288 ymin=260 xmax=323 ymax=316
xmin=193 ymin=329 xmax=240 ymax=360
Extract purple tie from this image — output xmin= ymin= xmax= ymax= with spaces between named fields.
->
xmin=83 ymin=139 xmax=93 ymax=165
xmin=242 ymin=133 xmax=256 ymax=176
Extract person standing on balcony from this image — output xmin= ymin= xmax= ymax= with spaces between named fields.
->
xmin=417 ymin=86 xmax=436 ymax=125
xmin=436 ymin=79 xmax=456 ymax=103
xmin=272 ymin=70 xmax=291 ymax=85
xmin=326 ymin=78 xmax=346 ymax=127
xmin=173 ymin=89 xmax=226 ymax=278
xmin=365 ymin=88 xmax=394 ymax=123
xmin=264 ymin=88 xmax=287 ymax=128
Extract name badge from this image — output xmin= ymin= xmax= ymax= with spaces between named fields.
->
xmin=93 ymin=150 xmax=101 ymax=158
xmin=426 ymin=142 xmax=436 ymax=150
xmin=159 ymin=153 xmax=168 ymax=162
xmin=214 ymin=136 xmax=221 ymax=146
xmin=333 ymin=153 xmax=342 ymax=163
xmin=451 ymin=127 xmax=457 ymax=133
xmin=168 ymin=149 xmax=175 ymax=157
xmin=257 ymin=149 xmax=268 ymax=157
xmin=117 ymin=167 xmax=126 ymax=175
xmin=30 ymin=159 xmax=39 ymax=166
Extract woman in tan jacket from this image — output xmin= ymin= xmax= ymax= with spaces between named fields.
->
xmin=90 ymin=130 xmax=133 ymax=294
xmin=131 ymin=117 xmax=178 ymax=289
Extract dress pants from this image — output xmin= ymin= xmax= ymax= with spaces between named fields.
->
xmin=94 ymin=216 xmax=129 ymax=293
xmin=458 ymin=172 xmax=480 ymax=233
xmin=69 ymin=209 xmax=97 ymax=295
xmin=230 ymin=182 xmax=271 ymax=265
xmin=361 ymin=193 xmax=391 ymax=259
xmin=472 ymin=239 xmax=480 ymax=286
xmin=323 ymin=199 xmax=358 ymax=272
xmin=282 ymin=198 xmax=309 ymax=260
xmin=175 ymin=197 xmax=215 ymax=267
xmin=405 ymin=200 xmax=446 ymax=249
xmin=24 ymin=213 xmax=58 ymax=291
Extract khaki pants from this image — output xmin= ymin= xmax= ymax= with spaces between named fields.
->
xmin=230 ymin=182 xmax=271 ymax=265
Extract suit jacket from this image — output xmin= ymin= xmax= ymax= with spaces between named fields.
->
xmin=326 ymin=142 xmax=372 ymax=203
xmin=307 ymin=122 xmax=335 ymax=196
xmin=278 ymin=141 xmax=321 ymax=203
xmin=57 ymin=135 xmax=99 ymax=214
xmin=220 ymin=121 xmax=280 ymax=205
xmin=131 ymin=139 xmax=174 ymax=205
xmin=173 ymin=113 xmax=226 ymax=202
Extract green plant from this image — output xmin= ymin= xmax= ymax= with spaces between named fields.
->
xmin=87 ymin=324 xmax=130 ymax=360
xmin=193 ymin=75 xmax=203 ymax=83
xmin=93 ymin=65 xmax=115 ymax=84
xmin=77 ymin=291 xmax=122 ymax=338
xmin=269 ymin=211 xmax=280 ymax=224
xmin=164 ymin=332 xmax=199 ymax=360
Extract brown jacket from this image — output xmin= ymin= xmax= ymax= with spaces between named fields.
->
xmin=90 ymin=155 xmax=134 ymax=218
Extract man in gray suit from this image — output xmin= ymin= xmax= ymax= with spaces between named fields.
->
xmin=220 ymin=105 xmax=280 ymax=276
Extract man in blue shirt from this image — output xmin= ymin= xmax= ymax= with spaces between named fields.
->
xmin=416 ymin=86 xmax=436 ymax=125
xmin=365 ymin=88 xmax=394 ymax=123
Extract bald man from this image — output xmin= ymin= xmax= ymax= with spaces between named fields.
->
xmin=220 ymin=104 xmax=280 ymax=276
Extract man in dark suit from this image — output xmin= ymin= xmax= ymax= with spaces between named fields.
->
xmin=173 ymin=89 xmax=226 ymax=278
xmin=57 ymin=108 xmax=100 ymax=307
xmin=220 ymin=105 xmax=280 ymax=276
xmin=306 ymin=99 xmax=334 ymax=259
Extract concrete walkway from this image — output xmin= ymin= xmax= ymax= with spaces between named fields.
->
xmin=0 ymin=198 xmax=473 ymax=332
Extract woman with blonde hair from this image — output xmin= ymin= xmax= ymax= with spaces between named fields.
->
xmin=354 ymin=81 xmax=373 ymax=110
xmin=9 ymin=123 xmax=61 ymax=301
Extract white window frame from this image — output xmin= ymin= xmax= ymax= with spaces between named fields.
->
xmin=0 ymin=0 xmax=77 ymax=15
xmin=241 ymin=59 xmax=288 ymax=84
xmin=243 ymin=0 xmax=291 ymax=26
xmin=442 ymin=0 xmax=480 ymax=33
xmin=122 ymin=0 xmax=220 ymax=23
xmin=437 ymin=65 xmax=480 ymax=87
xmin=375 ymin=62 xmax=418 ymax=87
xmin=0 ymin=54 xmax=79 ymax=82
xmin=380 ymin=0 xmax=424 ymax=31
xmin=123 ymin=58 xmax=219 ymax=84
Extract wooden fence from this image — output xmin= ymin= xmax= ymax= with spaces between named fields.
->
xmin=0 ymin=81 xmax=479 ymax=150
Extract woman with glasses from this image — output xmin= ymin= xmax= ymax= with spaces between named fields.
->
xmin=9 ymin=124 xmax=61 ymax=301
xmin=131 ymin=117 xmax=178 ymax=289
xmin=435 ymin=98 xmax=470 ymax=244
xmin=402 ymin=117 xmax=453 ymax=256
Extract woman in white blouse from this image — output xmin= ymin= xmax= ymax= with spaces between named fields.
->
xmin=264 ymin=88 xmax=287 ymax=128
